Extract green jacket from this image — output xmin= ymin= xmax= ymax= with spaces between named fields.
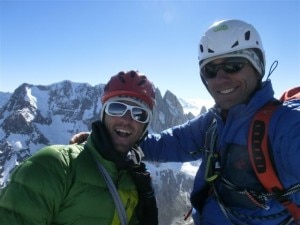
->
xmin=0 ymin=136 xmax=139 ymax=225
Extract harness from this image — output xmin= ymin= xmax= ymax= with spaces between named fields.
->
xmin=202 ymin=100 xmax=300 ymax=225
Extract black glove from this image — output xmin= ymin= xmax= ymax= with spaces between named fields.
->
xmin=138 ymin=196 xmax=158 ymax=225
xmin=128 ymin=162 xmax=158 ymax=225
xmin=129 ymin=162 xmax=154 ymax=196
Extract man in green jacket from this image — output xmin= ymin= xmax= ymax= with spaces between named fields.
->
xmin=0 ymin=70 xmax=158 ymax=225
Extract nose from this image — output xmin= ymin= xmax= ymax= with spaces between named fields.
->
xmin=121 ymin=110 xmax=133 ymax=121
xmin=216 ymin=68 xmax=230 ymax=79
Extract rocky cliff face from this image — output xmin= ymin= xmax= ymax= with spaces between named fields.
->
xmin=0 ymin=80 xmax=203 ymax=225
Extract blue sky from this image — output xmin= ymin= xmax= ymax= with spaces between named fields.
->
xmin=1 ymin=0 xmax=299 ymax=105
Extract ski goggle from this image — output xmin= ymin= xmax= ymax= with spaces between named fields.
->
xmin=105 ymin=101 xmax=151 ymax=123
xmin=201 ymin=58 xmax=249 ymax=79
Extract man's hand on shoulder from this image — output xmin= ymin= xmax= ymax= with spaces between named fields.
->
xmin=69 ymin=132 xmax=90 ymax=144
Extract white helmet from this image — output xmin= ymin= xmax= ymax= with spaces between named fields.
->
xmin=198 ymin=19 xmax=266 ymax=76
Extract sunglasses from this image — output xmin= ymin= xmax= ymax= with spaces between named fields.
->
xmin=105 ymin=102 xmax=150 ymax=123
xmin=201 ymin=58 xmax=248 ymax=79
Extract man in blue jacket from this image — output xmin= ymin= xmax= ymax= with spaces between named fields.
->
xmin=71 ymin=19 xmax=300 ymax=225
xmin=141 ymin=19 xmax=300 ymax=225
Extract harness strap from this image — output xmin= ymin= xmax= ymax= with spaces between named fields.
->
xmin=248 ymin=102 xmax=300 ymax=224
xmin=212 ymin=180 xmax=293 ymax=224
xmin=221 ymin=177 xmax=269 ymax=210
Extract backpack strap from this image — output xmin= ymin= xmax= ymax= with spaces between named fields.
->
xmin=248 ymin=101 xmax=300 ymax=224
xmin=279 ymin=86 xmax=300 ymax=101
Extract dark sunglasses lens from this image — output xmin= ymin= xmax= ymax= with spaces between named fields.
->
xmin=202 ymin=65 xmax=218 ymax=79
xmin=223 ymin=61 xmax=245 ymax=73
xmin=132 ymin=107 xmax=148 ymax=122
xmin=107 ymin=102 xmax=127 ymax=116
xmin=202 ymin=59 xmax=246 ymax=79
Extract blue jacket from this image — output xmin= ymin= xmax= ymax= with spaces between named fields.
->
xmin=141 ymin=81 xmax=300 ymax=225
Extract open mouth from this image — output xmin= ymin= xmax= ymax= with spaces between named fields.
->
xmin=115 ymin=128 xmax=131 ymax=137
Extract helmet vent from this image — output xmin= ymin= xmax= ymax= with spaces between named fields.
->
xmin=118 ymin=75 xmax=126 ymax=83
xmin=208 ymin=48 xmax=214 ymax=53
xmin=129 ymin=70 xmax=137 ymax=78
xmin=231 ymin=41 xmax=239 ymax=48
xmin=200 ymin=45 xmax=204 ymax=53
xmin=244 ymin=30 xmax=251 ymax=41
xmin=138 ymin=79 xmax=146 ymax=86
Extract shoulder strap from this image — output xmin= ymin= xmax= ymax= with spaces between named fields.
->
xmin=95 ymin=160 xmax=128 ymax=225
xmin=248 ymin=101 xmax=300 ymax=224
xmin=279 ymin=86 xmax=300 ymax=101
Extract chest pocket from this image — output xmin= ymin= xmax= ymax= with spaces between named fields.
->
xmin=219 ymin=143 xmax=265 ymax=209
xmin=203 ymin=120 xmax=266 ymax=210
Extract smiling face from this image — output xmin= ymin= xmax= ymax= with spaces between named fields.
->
xmin=103 ymin=100 xmax=147 ymax=154
xmin=204 ymin=58 xmax=260 ymax=110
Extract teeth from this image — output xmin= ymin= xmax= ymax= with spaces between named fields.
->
xmin=220 ymin=88 xmax=234 ymax=94
xmin=116 ymin=129 xmax=131 ymax=135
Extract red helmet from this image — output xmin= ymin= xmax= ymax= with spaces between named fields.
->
xmin=101 ymin=70 xmax=156 ymax=109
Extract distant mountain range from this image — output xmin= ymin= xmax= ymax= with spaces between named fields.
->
xmin=0 ymin=80 xmax=207 ymax=225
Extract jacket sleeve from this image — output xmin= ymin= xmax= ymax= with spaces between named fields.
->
xmin=270 ymin=100 xmax=300 ymax=184
xmin=0 ymin=145 xmax=70 ymax=225
xmin=141 ymin=114 xmax=211 ymax=162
